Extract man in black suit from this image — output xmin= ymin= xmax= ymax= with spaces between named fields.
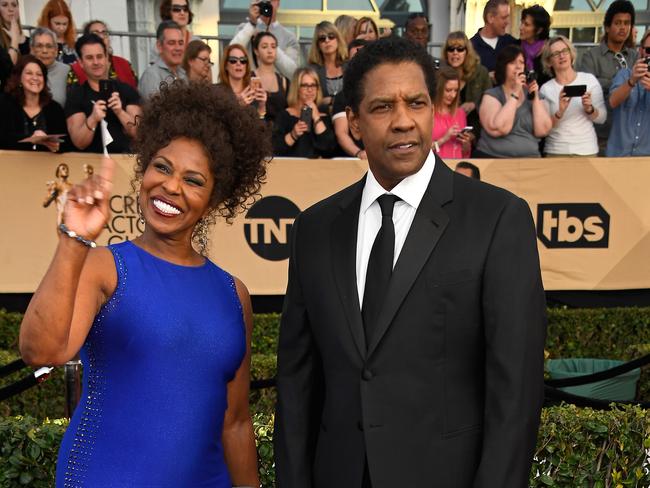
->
xmin=274 ymin=38 xmax=546 ymax=488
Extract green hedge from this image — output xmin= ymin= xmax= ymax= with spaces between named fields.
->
xmin=1 ymin=405 xmax=648 ymax=488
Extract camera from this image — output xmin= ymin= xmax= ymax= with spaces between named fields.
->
xmin=645 ymin=56 xmax=650 ymax=66
xmin=258 ymin=1 xmax=273 ymax=18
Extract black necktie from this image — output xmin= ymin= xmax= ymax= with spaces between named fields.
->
xmin=362 ymin=194 xmax=400 ymax=345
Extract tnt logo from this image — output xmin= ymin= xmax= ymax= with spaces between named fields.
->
xmin=244 ymin=196 xmax=300 ymax=261
xmin=537 ymin=204 xmax=609 ymax=248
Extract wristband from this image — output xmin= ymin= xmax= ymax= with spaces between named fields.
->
xmin=627 ymin=78 xmax=635 ymax=88
xmin=85 ymin=118 xmax=96 ymax=132
xmin=510 ymin=93 xmax=519 ymax=100
xmin=59 ymin=223 xmax=97 ymax=248
xmin=585 ymin=106 xmax=595 ymax=115
xmin=289 ymin=131 xmax=297 ymax=142
xmin=8 ymin=46 xmax=18 ymax=54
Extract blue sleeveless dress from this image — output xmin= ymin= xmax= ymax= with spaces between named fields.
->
xmin=56 ymin=241 xmax=247 ymax=487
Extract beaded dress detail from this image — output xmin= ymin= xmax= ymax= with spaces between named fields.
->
xmin=56 ymin=241 xmax=246 ymax=487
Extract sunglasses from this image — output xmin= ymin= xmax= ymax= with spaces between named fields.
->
xmin=318 ymin=33 xmax=337 ymax=43
xmin=300 ymin=83 xmax=318 ymax=89
xmin=446 ymin=45 xmax=466 ymax=53
xmin=171 ymin=4 xmax=189 ymax=12
xmin=227 ymin=56 xmax=248 ymax=65
xmin=644 ymin=46 xmax=650 ymax=55
xmin=614 ymin=52 xmax=628 ymax=69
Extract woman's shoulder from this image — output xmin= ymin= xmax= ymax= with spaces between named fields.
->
xmin=577 ymin=71 xmax=601 ymax=87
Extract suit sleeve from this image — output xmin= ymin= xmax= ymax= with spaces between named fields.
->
xmin=473 ymin=196 xmax=547 ymax=488
xmin=274 ymin=213 xmax=323 ymax=488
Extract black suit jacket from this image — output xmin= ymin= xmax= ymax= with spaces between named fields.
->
xmin=275 ymin=157 xmax=547 ymax=488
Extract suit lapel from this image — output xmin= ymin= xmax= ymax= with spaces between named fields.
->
xmin=366 ymin=158 xmax=454 ymax=357
xmin=331 ymin=177 xmax=367 ymax=359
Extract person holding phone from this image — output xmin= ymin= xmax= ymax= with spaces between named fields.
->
xmin=606 ymin=30 xmax=650 ymax=156
xmin=431 ymin=67 xmax=472 ymax=158
xmin=476 ymin=45 xmax=552 ymax=158
xmin=218 ymin=44 xmax=267 ymax=119
xmin=272 ymin=67 xmax=336 ymax=157
xmin=0 ymin=55 xmax=68 ymax=152
xmin=539 ymin=36 xmax=606 ymax=157
xmin=251 ymin=32 xmax=289 ymax=123
xmin=65 ymin=34 xmax=141 ymax=153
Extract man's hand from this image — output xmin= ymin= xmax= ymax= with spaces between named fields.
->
xmin=248 ymin=1 xmax=260 ymax=24
xmin=107 ymin=92 xmax=124 ymax=115
xmin=89 ymin=100 xmax=108 ymax=125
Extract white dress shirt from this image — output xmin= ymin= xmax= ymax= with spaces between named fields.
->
xmin=356 ymin=151 xmax=436 ymax=306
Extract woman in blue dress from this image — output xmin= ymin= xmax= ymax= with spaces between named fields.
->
xmin=19 ymin=81 xmax=272 ymax=487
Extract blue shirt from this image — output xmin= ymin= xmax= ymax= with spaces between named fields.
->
xmin=606 ymin=68 xmax=650 ymax=157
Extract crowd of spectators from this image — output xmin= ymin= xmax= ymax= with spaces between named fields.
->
xmin=0 ymin=0 xmax=648 ymax=158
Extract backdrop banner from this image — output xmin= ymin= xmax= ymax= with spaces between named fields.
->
xmin=1 ymin=151 xmax=649 ymax=293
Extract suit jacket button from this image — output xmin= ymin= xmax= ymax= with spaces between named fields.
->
xmin=357 ymin=421 xmax=364 ymax=431
xmin=362 ymin=369 xmax=373 ymax=381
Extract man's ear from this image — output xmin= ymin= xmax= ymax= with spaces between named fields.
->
xmin=346 ymin=106 xmax=362 ymax=142
xmin=156 ymin=40 xmax=163 ymax=55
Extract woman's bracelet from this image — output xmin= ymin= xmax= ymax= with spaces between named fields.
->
xmin=8 ymin=46 xmax=18 ymax=54
xmin=313 ymin=117 xmax=323 ymax=126
xmin=85 ymin=118 xmax=96 ymax=132
xmin=585 ymin=106 xmax=595 ymax=115
xmin=59 ymin=223 xmax=97 ymax=248
xmin=288 ymin=131 xmax=297 ymax=142
xmin=354 ymin=149 xmax=363 ymax=158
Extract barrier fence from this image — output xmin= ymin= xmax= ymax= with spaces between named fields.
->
xmin=2 ymin=151 xmax=650 ymax=294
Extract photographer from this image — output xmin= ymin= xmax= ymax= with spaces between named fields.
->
xmin=230 ymin=0 xmax=299 ymax=79
xmin=65 ymin=34 xmax=141 ymax=153
xmin=606 ymin=30 xmax=650 ymax=156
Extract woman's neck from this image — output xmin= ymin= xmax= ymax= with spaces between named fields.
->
xmin=554 ymin=67 xmax=577 ymax=85
xmin=503 ymin=80 xmax=522 ymax=95
xmin=24 ymin=92 xmax=40 ymax=108
xmin=230 ymin=78 xmax=245 ymax=93
xmin=134 ymin=231 xmax=202 ymax=266
xmin=323 ymin=51 xmax=337 ymax=67
xmin=257 ymin=63 xmax=275 ymax=75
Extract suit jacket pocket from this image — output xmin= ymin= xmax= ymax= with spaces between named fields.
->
xmin=427 ymin=268 xmax=479 ymax=287
xmin=441 ymin=423 xmax=483 ymax=439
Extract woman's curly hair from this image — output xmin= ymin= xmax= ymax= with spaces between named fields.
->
xmin=132 ymin=81 xmax=272 ymax=227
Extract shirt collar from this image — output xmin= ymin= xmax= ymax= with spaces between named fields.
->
xmin=600 ymin=41 xmax=632 ymax=56
xmin=360 ymin=150 xmax=436 ymax=214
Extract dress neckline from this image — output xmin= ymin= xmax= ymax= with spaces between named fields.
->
xmin=126 ymin=240 xmax=209 ymax=269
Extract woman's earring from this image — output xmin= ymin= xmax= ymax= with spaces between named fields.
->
xmin=137 ymin=193 xmax=145 ymax=225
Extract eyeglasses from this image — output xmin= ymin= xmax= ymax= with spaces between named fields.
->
xmin=90 ymin=29 xmax=109 ymax=38
xmin=227 ymin=56 xmax=248 ymax=65
xmin=614 ymin=52 xmax=628 ymax=69
xmin=299 ymin=83 xmax=318 ymax=89
xmin=196 ymin=56 xmax=213 ymax=65
xmin=171 ymin=4 xmax=189 ymax=12
xmin=318 ymin=33 xmax=337 ymax=43
xmin=446 ymin=45 xmax=466 ymax=53
xmin=33 ymin=43 xmax=56 ymax=50
xmin=550 ymin=47 xmax=571 ymax=59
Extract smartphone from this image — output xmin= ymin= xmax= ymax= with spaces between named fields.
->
xmin=300 ymin=105 xmax=312 ymax=131
xmin=526 ymin=70 xmax=537 ymax=83
xmin=460 ymin=126 xmax=473 ymax=133
xmin=250 ymin=76 xmax=262 ymax=91
xmin=99 ymin=79 xmax=113 ymax=102
xmin=563 ymin=84 xmax=587 ymax=97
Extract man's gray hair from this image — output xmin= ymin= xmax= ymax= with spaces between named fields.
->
xmin=30 ymin=27 xmax=57 ymax=47
xmin=156 ymin=20 xmax=182 ymax=42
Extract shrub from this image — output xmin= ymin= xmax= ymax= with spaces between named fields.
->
xmin=0 ymin=416 xmax=68 ymax=488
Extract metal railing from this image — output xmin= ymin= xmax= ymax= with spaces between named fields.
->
xmin=23 ymin=24 xmax=601 ymax=79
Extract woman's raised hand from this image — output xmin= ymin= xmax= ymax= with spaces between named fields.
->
xmin=63 ymin=157 xmax=115 ymax=241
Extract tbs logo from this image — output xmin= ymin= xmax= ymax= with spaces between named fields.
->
xmin=244 ymin=196 xmax=300 ymax=261
xmin=537 ymin=204 xmax=609 ymax=248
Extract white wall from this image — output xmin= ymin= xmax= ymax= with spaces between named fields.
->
xmin=21 ymin=0 xmax=130 ymax=59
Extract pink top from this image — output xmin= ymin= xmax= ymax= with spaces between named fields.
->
xmin=432 ymin=109 xmax=469 ymax=159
